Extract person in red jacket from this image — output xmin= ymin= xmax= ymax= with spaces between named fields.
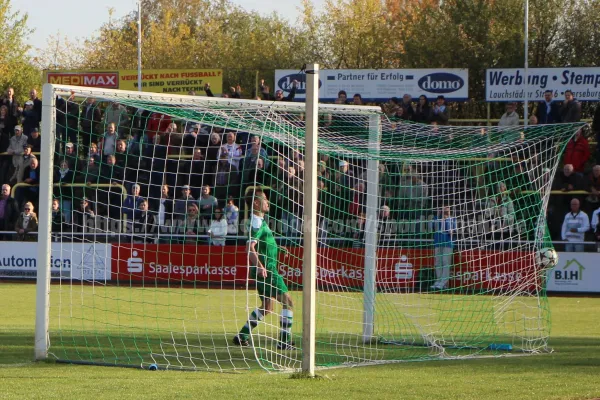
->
xmin=563 ymin=129 xmax=590 ymax=174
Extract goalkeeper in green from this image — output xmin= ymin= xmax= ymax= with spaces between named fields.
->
xmin=233 ymin=189 xmax=295 ymax=350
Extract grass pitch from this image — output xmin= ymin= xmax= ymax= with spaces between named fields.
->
xmin=1 ymin=283 xmax=599 ymax=399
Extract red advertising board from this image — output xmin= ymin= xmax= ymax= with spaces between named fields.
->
xmin=451 ymin=250 xmax=540 ymax=291
xmin=112 ymin=245 xmax=539 ymax=291
xmin=112 ymin=245 xmax=432 ymax=289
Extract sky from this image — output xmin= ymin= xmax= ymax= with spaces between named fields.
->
xmin=14 ymin=0 xmax=324 ymax=55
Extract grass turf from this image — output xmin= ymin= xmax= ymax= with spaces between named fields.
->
xmin=1 ymin=283 xmax=599 ymax=399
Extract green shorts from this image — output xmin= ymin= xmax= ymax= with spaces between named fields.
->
xmin=253 ymin=267 xmax=289 ymax=299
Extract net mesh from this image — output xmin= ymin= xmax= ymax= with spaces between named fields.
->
xmin=42 ymin=86 xmax=583 ymax=371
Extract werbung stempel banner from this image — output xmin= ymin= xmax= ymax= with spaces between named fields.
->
xmin=486 ymin=67 xmax=600 ymax=101
xmin=44 ymin=69 xmax=223 ymax=95
xmin=274 ymin=69 xmax=469 ymax=102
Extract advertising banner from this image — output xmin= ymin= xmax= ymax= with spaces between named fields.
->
xmin=546 ymin=252 xmax=600 ymax=293
xmin=112 ymin=244 xmax=432 ymax=289
xmin=275 ymin=69 xmax=469 ymax=102
xmin=486 ymin=67 xmax=600 ymax=102
xmin=450 ymin=250 xmax=540 ymax=292
xmin=44 ymin=69 xmax=223 ymax=95
xmin=0 ymin=242 xmax=112 ymax=281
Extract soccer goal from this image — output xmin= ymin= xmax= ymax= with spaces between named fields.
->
xmin=35 ymin=69 xmax=583 ymax=373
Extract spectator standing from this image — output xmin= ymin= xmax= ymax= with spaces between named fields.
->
xmin=29 ymin=89 xmax=42 ymax=126
xmin=0 ymin=184 xmax=19 ymax=240
xmin=174 ymin=185 xmax=196 ymax=222
xmin=15 ymin=201 xmax=38 ymax=241
xmin=21 ymin=100 xmax=38 ymax=136
xmin=208 ymin=208 xmax=228 ymax=246
xmin=72 ymin=198 xmax=96 ymax=234
xmin=0 ymin=105 xmax=10 ymax=152
xmin=21 ymin=157 xmax=41 ymax=206
xmin=535 ymin=90 xmax=561 ymax=124
xmin=559 ymin=90 xmax=582 ymax=122
xmin=586 ymin=165 xmax=600 ymax=211
xmin=429 ymin=206 xmax=456 ymax=290
xmin=1 ymin=87 xmax=21 ymax=133
xmin=224 ymin=197 xmax=239 ymax=235
xmin=27 ymin=128 xmax=41 ymax=153
xmin=553 ymin=164 xmax=583 ymax=192
xmin=177 ymin=203 xmax=201 ymax=244
xmin=401 ymin=94 xmax=415 ymax=121
xmin=591 ymin=206 xmax=600 ymax=251
xmin=123 ymin=184 xmax=144 ymax=221
xmin=51 ymin=199 xmax=66 ymax=234
xmin=104 ymin=102 xmax=129 ymax=138
xmin=414 ymin=95 xmax=432 ymax=124
xmin=352 ymin=94 xmax=363 ymax=105
xmin=152 ymin=184 xmax=174 ymax=240
xmin=132 ymin=199 xmax=156 ymax=243
xmin=100 ymin=123 xmax=118 ymax=156
xmin=431 ymin=96 xmax=449 ymax=125
xmin=561 ymin=198 xmax=590 ymax=252
xmin=54 ymin=160 xmax=74 ymax=223
xmin=593 ymin=104 xmax=600 ymax=163
xmin=219 ymin=132 xmax=243 ymax=169
xmin=7 ymin=125 xmax=28 ymax=174
xmin=198 ymin=185 xmax=218 ymax=221
xmin=9 ymin=145 xmax=35 ymax=184
xmin=498 ymin=102 xmax=520 ymax=127
xmin=260 ymin=79 xmax=298 ymax=101
xmin=80 ymin=97 xmax=102 ymax=149
xmin=563 ymin=129 xmax=590 ymax=174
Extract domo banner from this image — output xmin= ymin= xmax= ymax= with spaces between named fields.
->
xmin=275 ymin=69 xmax=469 ymax=102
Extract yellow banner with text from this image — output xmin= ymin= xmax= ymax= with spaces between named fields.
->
xmin=44 ymin=69 xmax=223 ymax=95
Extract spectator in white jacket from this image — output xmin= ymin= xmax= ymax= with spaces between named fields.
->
xmin=208 ymin=208 xmax=228 ymax=246
xmin=561 ymin=198 xmax=590 ymax=252
xmin=498 ymin=103 xmax=520 ymax=126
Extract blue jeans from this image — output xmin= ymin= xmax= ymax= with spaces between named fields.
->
xmin=565 ymin=243 xmax=584 ymax=253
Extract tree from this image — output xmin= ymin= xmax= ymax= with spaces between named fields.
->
xmin=0 ymin=0 xmax=41 ymax=102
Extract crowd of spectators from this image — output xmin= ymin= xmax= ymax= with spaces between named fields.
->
xmin=0 ymin=84 xmax=599 ymax=251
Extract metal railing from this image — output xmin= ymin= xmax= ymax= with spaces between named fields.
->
xmin=11 ymin=183 xmax=128 ymax=199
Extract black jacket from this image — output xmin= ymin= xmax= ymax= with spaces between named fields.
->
xmin=0 ymin=196 xmax=19 ymax=230
xmin=560 ymin=100 xmax=582 ymax=123
xmin=535 ymin=101 xmax=561 ymax=124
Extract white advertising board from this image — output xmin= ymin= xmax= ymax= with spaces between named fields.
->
xmin=546 ymin=252 xmax=600 ymax=293
xmin=275 ymin=69 xmax=469 ymax=102
xmin=0 ymin=242 xmax=112 ymax=281
xmin=486 ymin=68 xmax=600 ymax=102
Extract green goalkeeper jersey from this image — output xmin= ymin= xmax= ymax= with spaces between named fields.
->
xmin=249 ymin=214 xmax=279 ymax=275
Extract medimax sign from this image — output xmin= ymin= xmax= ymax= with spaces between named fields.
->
xmin=274 ymin=69 xmax=469 ymax=102
xmin=44 ymin=69 xmax=224 ymax=95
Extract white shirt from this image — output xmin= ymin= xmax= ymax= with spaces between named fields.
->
xmin=591 ymin=208 xmax=600 ymax=232
xmin=561 ymin=211 xmax=590 ymax=242
xmin=219 ymin=143 xmax=243 ymax=168
xmin=209 ymin=219 xmax=228 ymax=238
xmin=158 ymin=198 xmax=166 ymax=226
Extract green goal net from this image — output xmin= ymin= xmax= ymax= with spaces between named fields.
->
xmin=36 ymin=84 xmax=583 ymax=372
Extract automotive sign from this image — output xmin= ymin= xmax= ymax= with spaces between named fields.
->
xmin=274 ymin=69 xmax=469 ymax=102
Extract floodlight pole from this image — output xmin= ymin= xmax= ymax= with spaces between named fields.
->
xmin=523 ymin=0 xmax=529 ymax=126
xmin=302 ymin=63 xmax=319 ymax=376
xmin=137 ymin=1 xmax=142 ymax=92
